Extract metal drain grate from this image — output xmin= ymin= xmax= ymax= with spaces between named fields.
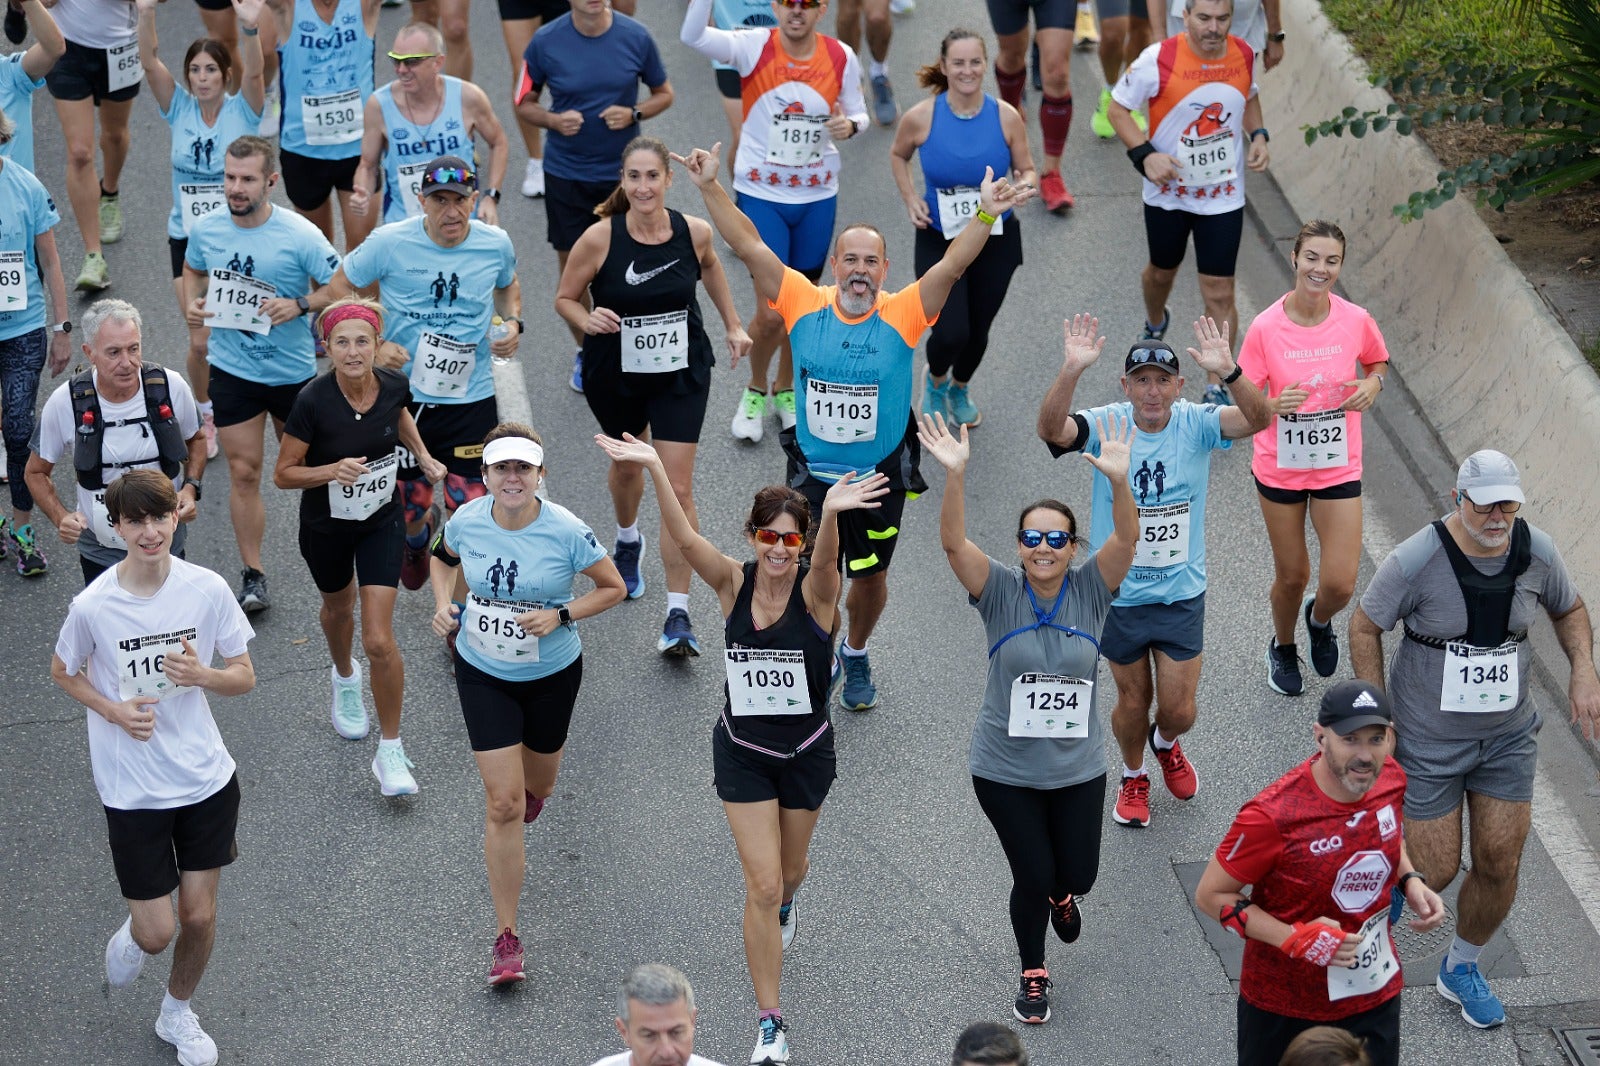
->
xmin=1558 ymin=1027 xmax=1600 ymax=1066
xmin=1391 ymin=896 xmax=1456 ymax=956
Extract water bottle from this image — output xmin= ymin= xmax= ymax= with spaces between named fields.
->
xmin=490 ymin=316 xmax=513 ymax=368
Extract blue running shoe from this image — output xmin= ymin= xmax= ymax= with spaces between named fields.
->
xmin=839 ymin=651 xmax=878 ymax=711
xmin=1141 ymin=307 xmax=1170 ymax=341
xmin=1202 ymin=383 xmax=1230 ymax=407
xmin=658 ymin=608 xmax=701 ymax=657
xmin=614 ymin=536 xmax=646 ymax=599
xmin=569 ymin=349 xmax=584 ymax=393
xmin=1437 ymin=958 xmax=1506 ymax=1029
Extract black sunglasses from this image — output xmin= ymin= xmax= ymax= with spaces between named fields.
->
xmin=1018 ymin=529 xmax=1076 ymax=549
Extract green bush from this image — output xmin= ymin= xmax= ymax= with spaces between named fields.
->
xmin=1319 ymin=0 xmax=1561 ymax=77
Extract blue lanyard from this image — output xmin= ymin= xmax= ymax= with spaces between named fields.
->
xmin=987 ymin=573 xmax=1102 ymax=659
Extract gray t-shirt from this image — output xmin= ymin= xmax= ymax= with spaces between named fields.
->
xmin=969 ymin=555 xmax=1114 ymax=789
xmin=1359 ymin=519 xmax=1577 ymax=742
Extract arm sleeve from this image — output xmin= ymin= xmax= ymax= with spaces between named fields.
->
xmin=1214 ymin=802 xmax=1283 ymax=885
xmin=1045 ymin=413 xmax=1093 ymax=458
xmin=680 ymin=0 xmax=743 ymax=66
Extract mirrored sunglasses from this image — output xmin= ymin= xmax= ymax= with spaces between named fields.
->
xmin=1018 ymin=529 xmax=1076 ymax=549
xmin=751 ymin=527 xmax=805 ymax=547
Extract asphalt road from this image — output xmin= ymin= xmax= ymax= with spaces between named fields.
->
xmin=3 ymin=2 xmax=1599 ymax=1064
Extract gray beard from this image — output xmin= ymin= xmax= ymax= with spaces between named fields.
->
xmin=837 ymin=285 xmax=876 ymax=316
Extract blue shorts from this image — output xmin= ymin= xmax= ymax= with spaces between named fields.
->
xmin=1099 ymin=592 xmax=1205 ymax=665
xmin=736 ymin=192 xmax=836 ymax=277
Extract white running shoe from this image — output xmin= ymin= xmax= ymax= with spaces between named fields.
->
xmin=731 ymin=389 xmax=767 ymax=442
xmin=331 ymin=665 xmax=369 ymax=740
xmin=155 ymin=1007 xmax=219 ymax=1066
xmin=105 ymin=916 xmax=146 ymax=987
xmin=889 ymin=0 xmax=914 ymax=12
xmin=750 ymin=1016 xmax=790 ymax=1065
xmin=779 ymin=895 xmax=797 ymax=951
xmin=521 ymin=158 xmax=545 ymax=198
xmin=372 ymin=744 xmax=419 ymax=796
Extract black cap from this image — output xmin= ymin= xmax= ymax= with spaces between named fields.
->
xmin=418 ymin=155 xmax=476 ymax=197
xmin=1124 ymin=341 xmax=1180 ymax=376
xmin=1317 ymin=679 xmax=1393 ymax=735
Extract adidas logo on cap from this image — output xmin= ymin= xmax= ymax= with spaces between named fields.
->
xmin=1352 ymin=691 xmax=1379 ymax=709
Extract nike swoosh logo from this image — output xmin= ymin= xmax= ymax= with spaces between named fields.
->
xmin=624 ymin=259 xmax=679 ymax=286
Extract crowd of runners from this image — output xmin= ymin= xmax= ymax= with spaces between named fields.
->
xmin=3 ymin=0 xmax=1598 ymax=1064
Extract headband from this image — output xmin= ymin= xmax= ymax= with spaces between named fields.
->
xmin=319 ymin=304 xmax=383 ymax=341
xmin=483 ymin=437 xmax=545 ymax=468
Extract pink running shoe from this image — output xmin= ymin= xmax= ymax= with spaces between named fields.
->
xmin=488 ymin=928 xmax=525 ymax=985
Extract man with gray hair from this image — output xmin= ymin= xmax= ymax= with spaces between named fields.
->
xmin=1349 ymin=449 xmax=1600 ymax=1031
xmin=590 ymin=963 xmax=726 ymax=1066
xmin=26 ymin=298 xmax=206 ymax=584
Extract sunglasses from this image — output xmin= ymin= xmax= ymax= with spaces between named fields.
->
xmin=1126 ymin=347 xmax=1176 ymax=367
xmin=388 ymin=52 xmax=440 ymax=67
xmin=751 ymin=527 xmax=805 ymax=547
xmin=1462 ymin=494 xmax=1521 ymax=515
xmin=1018 ymin=529 xmax=1076 ymax=549
xmin=776 ymin=0 xmax=825 ymax=9
xmin=423 ymin=164 xmax=475 ymax=187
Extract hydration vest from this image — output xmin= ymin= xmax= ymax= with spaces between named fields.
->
xmin=1405 ymin=518 xmax=1532 ymax=649
xmin=70 ymin=364 xmax=188 ymax=490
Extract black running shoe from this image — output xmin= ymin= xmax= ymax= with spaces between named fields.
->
xmin=1267 ymin=638 xmax=1303 ymax=696
xmin=4 ymin=3 xmax=25 ymax=45
xmin=1014 ymin=969 xmax=1052 ymax=1024
xmin=1050 ymin=894 xmax=1082 ymax=944
xmin=1303 ymin=595 xmax=1339 ymax=677
xmin=238 ymin=568 xmax=270 ymax=613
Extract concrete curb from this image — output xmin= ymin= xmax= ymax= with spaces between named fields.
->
xmin=1252 ymin=0 xmax=1600 ymax=599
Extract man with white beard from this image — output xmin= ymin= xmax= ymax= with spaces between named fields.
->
xmin=1349 ymin=449 xmax=1600 ymax=1031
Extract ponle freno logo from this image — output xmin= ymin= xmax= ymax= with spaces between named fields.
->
xmin=1331 ymin=850 xmax=1392 ymax=914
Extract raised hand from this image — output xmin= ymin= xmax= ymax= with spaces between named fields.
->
xmin=1186 ymin=315 xmax=1234 ymax=376
xmin=594 ymin=431 xmax=661 ymax=468
xmin=669 ymin=144 xmax=723 ymax=188
xmin=1063 ymin=314 xmax=1105 ymax=372
xmin=231 ymin=0 xmax=263 ymax=27
xmin=915 ymin=411 xmax=969 ymax=474
xmin=978 ymin=165 xmax=1035 ymax=216
xmin=1084 ymin=411 xmax=1134 ymax=481
xmin=822 ymin=471 xmax=889 ymax=515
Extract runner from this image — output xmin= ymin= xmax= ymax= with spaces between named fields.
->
xmin=556 ymin=136 xmax=751 ymax=655
xmin=350 ymin=21 xmax=509 ymax=227
xmin=515 ymin=0 xmax=673 ymax=394
xmin=918 ymin=409 xmax=1136 ymax=1027
xmin=137 ymin=0 xmax=266 ymax=463
xmin=1107 ymin=0 xmax=1270 ymax=404
xmin=0 ymin=108 xmax=72 ymax=577
xmin=328 ymin=154 xmax=521 ymax=593
xmin=492 ymin=0 xmax=570 ymax=197
xmin=182 ymin=135 xmax=341 ymax=611
xmin=184 ymin=0 xmax=280 ymax=130
xmin=429 ymin=423 xmax=626 ymax=986
xmin=1195 ymin=679 xmax=1447 ymax=1066
xmin=273 ymin=297 xmax=448 ymax=796
xmin=983 ymin=0 xmax=1078 ymax=211
xmin=676 ymin=140 xmax=1034 ymax=710
xmin=1158 ymin=0 xmax=1284 ymax=70
xmin=264 ymin=0 xmax=382 ymax=250
xmin=44 ymin=0 xmax=141 ymax=291
xmin=0 ymin=0 xmax=65 ymax=173
xmin=890 ymin=28 xmax=1035 ymax=428
xmin=590 ymin=964 xmax=729 ymax=1066
xmin=594 ymin=431 xmax=887 ymax=1066
xmin=1349 ymin=450 xmax=1600 ymax=1030
xmin=680 ymin=0 xmax=868 ymax=443
xmin=1088 ymin=0 xmax=1150 ymax=139
xmin=25 ymin=299 xmax=205 ymax=585
xmin=833 ymin=0 xmax=899 ymax=126
xmin=1036 ymin=315 xmax=1271 ymax=828
xmin=1236 ymin=219 xmax=1389 ymax=696
xmin=50 ymin=469 xmax=257 ymax=1066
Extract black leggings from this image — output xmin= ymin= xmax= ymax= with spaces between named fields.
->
xmin=913 ymin=221 xmax=1023 ymax=382
xmin=972 ymin=773 xmax=1107 ymax=969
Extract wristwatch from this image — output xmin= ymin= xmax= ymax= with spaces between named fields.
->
xmin=1221 ymin=364 xmax=1243 ymax=385
xmin=484 ymin=188 xmax=502 ymax=203
xmin=182 ymin=477 xmax=204 ymax=502
xmin=295 ymin=295 xmax=311 ymax=316
xmin=51 ymin=321 xmax=72 ymax=334
xmin=632 ymin=108 xmax=643 ymax=124
xmin=557 ymin=605 xmax=573 ymax=626
xmin=1397 ymin=871 xmax=1426 ymax=892
xmin=1268 ymin=31 xmax=1286 ymax=42
xmin=507 ymin=316 xmax=524 ymax=333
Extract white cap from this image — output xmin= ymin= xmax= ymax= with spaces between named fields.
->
xmin=482 ymin=437 xmax=545 ymax=468
xmin=1456 ymin=449 xmax=1524 ymax=505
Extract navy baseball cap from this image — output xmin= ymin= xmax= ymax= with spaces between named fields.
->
xmin=1124 ymin=341 xmax=1180 ymax=376
xmin=1318 ymin=679 xmax=1393 ymax=735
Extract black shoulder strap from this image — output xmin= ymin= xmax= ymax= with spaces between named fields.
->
xmin=70 ymin=369 xmax=106 ymax=490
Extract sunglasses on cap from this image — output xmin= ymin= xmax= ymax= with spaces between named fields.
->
xmin=1461 ymin=493 xmax=1521 ymax=515
xmin=387 ymin=51 xmax=439 ymax=67
xmin=1126 ymin=347 xmax=1177 ymax=367
xmin=1018 ymin=529 xmax=1077 ymax=549
xmin=750 ymin=527 xmax=805 ymax=547
xmin=423 ymin=164 xmax=475 ymax=186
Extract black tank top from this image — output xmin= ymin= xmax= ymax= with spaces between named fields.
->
xmin=721 ymin=561 xmax=835 ymax=755
xmin=584 ymin=209 xmax=713 ymax=396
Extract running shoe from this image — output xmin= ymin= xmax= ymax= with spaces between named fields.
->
xmin=488 ymin=928 xmax=526 ymax=986
xmin=10 ymin=522 xmax=46 ymax=576
xmin=731 ymin=388 xmax=768 ymax=442
xmin=614 ymin=535 xmax=646 ymax=599
xmin=1303 ymin=594 xmax=1339 ymax=677
xmin=75 ymin=252 xmax=110 ymax=292
xmin=771 ymin=388 xmax=796 ymax=431
xmin=750 ymin=1016 xmax=790 ymax=1065
xmin=658 ymin=608 xmax=702 ymax=657
xmin=921 ymin=373 xmax=950 ymax=422
xmin=1049 ymin=894 xmax=1082 ymax=944
xmin=1202 ymin=383 xmax=1230 ymax=407
xmin=237 ymin=568 xmax=270 ymax=613
xmin=839 ymin=651 xmax=878 ymax=711
xmin=99 ymin=195 xmax=124 ymax=244
xmin=779 ymin=895 xmax=797 ymax=950
xmin=569 ymin=349 xmax=584 ymax=393
xmin=1038 ymin=171 xmax=1075 ymax=214
xmin=947 ymin=382 xmax=982 ymax=427
xmin=1013 ymin=969 xmax=1052 ymax=1024
xmin=889 ymin=0 xmax=913 ymax=12
xmin=1112 ymin=773 xmax=1151 ymax=827
xmin=257 ymin=94 xmax=281 ymax=138
xmin=1437 ymin=959 xmax=1506 ymax=1029
xmin=1091 ymin=87 xmax=1115 ymax=138
xmin=521 ymin=158 xmax=545 ymax=198
xmin=372 ymin=744 xmax=419 ymax=796
xmin=1030 ymin=39 xmax=1041 ymax=93
xmin=1266 ymin=638 xmax=1304 ymax=696
xmin=524 ymin=790 xmax=544 ymax=824
xmin=331 ymin=667 xmax=369 ymax=740
xmin=400 ymin=526 xmax=431 ymax=591
xmin=1148 ymin=724 xmax=1198 ymax=800
xmin=201 ymin=411 xmax=218 ymax=459
xmin=1141 ymin=307 xmax=1170 ymax=341
xmin=4 ymin=4 xmax=25 ymax=45
xmin=1133 ymin=108 xmax=1149 ymax=132
xmin=870 ymin=74 xmax=898 ymax=127
xmin=1075 ymin=3 xmax=1098 ymax=47
xmin=155 ymin=1007 xmax=218 ymax=1066
xmin=0 ymin=516 xmax=8 ymax=560
xmin=105 ymin=916 xmax=146 ymax=987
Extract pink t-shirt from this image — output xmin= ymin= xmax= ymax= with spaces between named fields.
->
xmin=1238 ymin=292 xmax=1390 ymax=489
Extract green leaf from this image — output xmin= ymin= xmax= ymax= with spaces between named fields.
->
xmin=1352 ymin=118 xmax=1368 ymax=137
xmin=1305 ymin=126 xmax=1318 ymax=146
xmin=1343 ymin=106 xmax=1359 ymax=117
xmin=1372 ymin=115 xmax=1391 ymax=132
xmin=1397 ymin=116 xmax=1414 ymax=135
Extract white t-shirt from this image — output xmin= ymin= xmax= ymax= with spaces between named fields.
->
xmin=588 ymin=1054 xmax=726 ymax=1066
xmin=55 ymin=558 xmax=254 ymax=810
xmin=49 ymin=0 xmax=136 ymax=50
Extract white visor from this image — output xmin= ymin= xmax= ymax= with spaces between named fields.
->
xmin=482 ymin=437 xmax=545 ymax=468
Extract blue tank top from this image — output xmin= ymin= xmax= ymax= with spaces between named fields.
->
xmin=277 ymin=0 xmax=374 ymax=160
xmin=376 ymin=76 xmax=470 ymax=223
xmin=919 ymin=94 xmax=1013 ymax=237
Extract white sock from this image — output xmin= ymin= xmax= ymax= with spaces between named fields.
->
xmin=1446 ymin=936 xmax=1485 ymax=970
xmin=377 ymin=736 xmax=403 ymax=752
xmin=1123 ymin=765 xmax=1148 ymax=779
xmin=666 ymin=592 xmax=689 ymax=613
xmin=198 ymin=400 xmax=214 ymax=417
xmin=840 ymin=641 xmax=867 ymax=658
xmin=1152 ymin=727 xmax=1175 ymax=751
xmin=1077 ymin=0 xmax=1092 ymax=11
xmin=616 ymin=524 xmax=641 ymax=544
xmin=869 ymin=59 xmax=888 ymax=80
xmin=161 ymin=992 xmax=189 ymax=1016
xmin=332 ymin=663 xmax=360 ymax=686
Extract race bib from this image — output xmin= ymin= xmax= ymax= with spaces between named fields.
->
xmin=1327 ymin=910 xmax=1399 ymax=1002
xmin=1008 ymin=673 xmax=1092 ymax=738
xmin=1276 ymin=410 xmax=1349 ymax=470
xmin=327 ymin=451 xmax=399 ymax=521
xmin=725 ymin=648 xmax=810 ymax=716
xmin=206 ymin=268 xmax=275 ymax=335
xmin=0 ymin=250 xmax=26 ymax=313
xmin=1134 ymin=501 xmax=1191 ymax=569
xmin=106 ymin=40 xmax=143 ymax=94
xmin=87 ymin=489 xmax=128 ymax=550
xmin=302 ymin=88 xmax=363 ymax=146
xmin=1179 ymin=128 xmax=1237 ymax=186
xmin=462 ymin=594 xmax=540 ymax=664
xmin=117 ymin=629 xmax=194 ymax=701
xmin=621 ymin=311 xmax=689 ymax=374
xmin=411 ymin=331 xmax=476 ymax=396
xmin=1441 ymin=641 xmax=1519 ymax=712
xmin=805 ymin=379 xmax=878 ymax=444
xmin=766 ymin=112 xmax=827 ymax=168
xmin=935 ymin=186 xmax=1002 ymax=238
xmin=179 ymin=183 xmax=226 ymax=236
xmin=396 ymin=160 xmax=429 ymax=217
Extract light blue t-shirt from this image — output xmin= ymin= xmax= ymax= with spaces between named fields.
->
xmin=710 ymin=0 xmax=775 ymax=71
xmin=375 ymin=77 xmax=471 ymax=223
xmin=340 ymin=216 xmax=516 ymax=404
xmin=277 ymin=0 xmax=374 ymax=159
xmin=443 ymin=494 xmax=608 ymax=681
xmin=0 ymin=53 xmax=45 ymax=173
xmin=0 ymin=159 xmax=59 ymax=341
xmin=186 ymin=206 xmax=340 ymax=385
xmin=161 ymin=86 xmax=264 ymax=241
xmin=1079 ymin=399 xmax=1229 ymax=607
